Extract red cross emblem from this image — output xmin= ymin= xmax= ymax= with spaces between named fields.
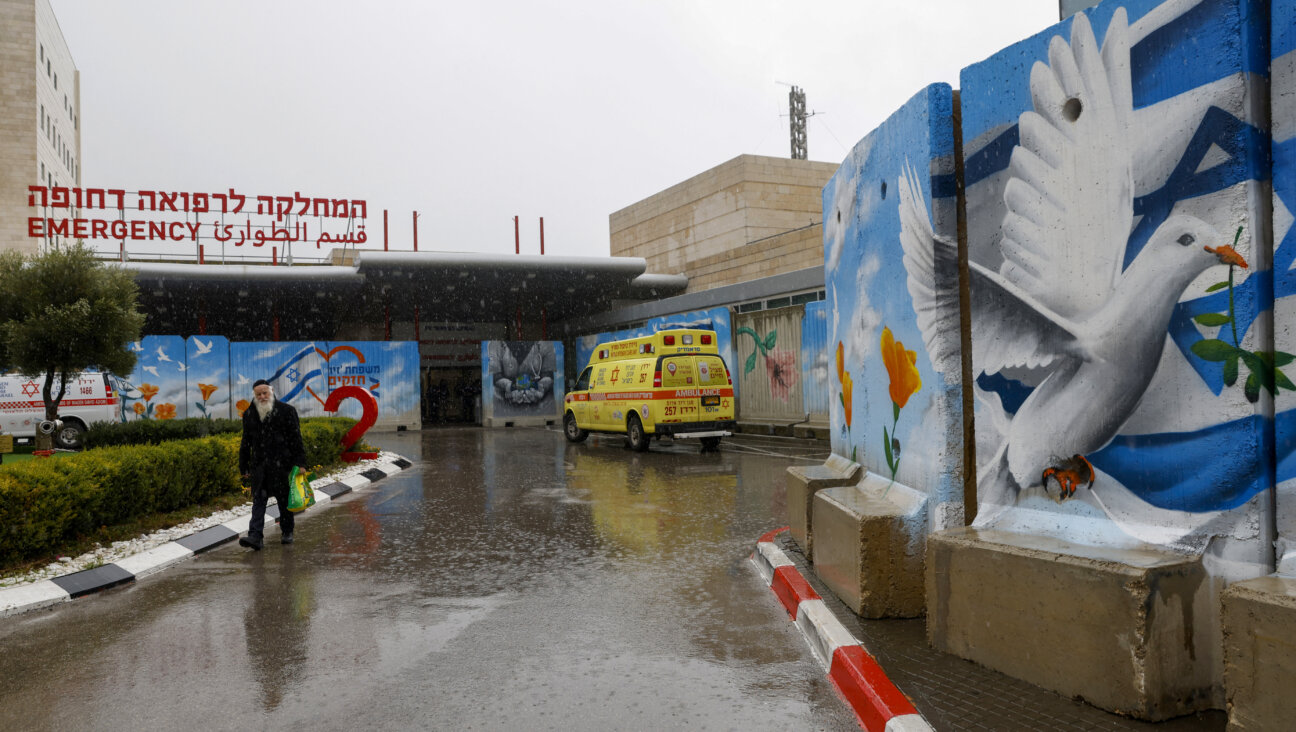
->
xmin=20 ymin=380 xmax=39 ymax=398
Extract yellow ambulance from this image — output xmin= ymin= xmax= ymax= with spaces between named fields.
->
xmin=564 ymin=328 xmax=735 ymax=451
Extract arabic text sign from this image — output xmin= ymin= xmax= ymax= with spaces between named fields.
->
xmin=26 ymin=185 xmax=369 ymax=249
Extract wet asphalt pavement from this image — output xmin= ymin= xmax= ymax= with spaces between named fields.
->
xmin=0 ymin=428 xmax=860 ymax=731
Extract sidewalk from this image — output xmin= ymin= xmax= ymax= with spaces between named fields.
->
xmin=766 ymin=531 xmax=1227 ymax=731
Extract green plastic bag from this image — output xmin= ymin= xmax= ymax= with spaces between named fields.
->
xmin=287 ymin=465 xmax=315 ymax=513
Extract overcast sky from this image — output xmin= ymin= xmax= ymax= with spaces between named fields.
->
xmin=50 ymin=0 xmax=1060 ymax=261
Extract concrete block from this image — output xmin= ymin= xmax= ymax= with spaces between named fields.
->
xmin=812 ymin=475 xmax=927 ymax=618
xmin=1222 ymin=575 xmax=1296 ymax=730
xmin=786 ymin=453 xmax=861 ymax=559
xmin=927 ymin=527 xmax=1214 ymax=720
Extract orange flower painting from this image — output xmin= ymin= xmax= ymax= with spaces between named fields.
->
xmin=236 ymin=399 xmax=250 ymax=417
xmin=881 ymin=327 xmax=921 ymax=409
xmin=155 ymin=403 xmax=177 ymax=420
xmin=880 ymin=326 xmax=922 ymax=485
xmin=198 ymin=383 xmax=219 ymax=400
xmin=835 ymin=340 xmax=855 ymax=461
xmin=139 ymin=383 xmax=159 ymax=402
xmin=132 ymin=402 xmax=145 ymax=415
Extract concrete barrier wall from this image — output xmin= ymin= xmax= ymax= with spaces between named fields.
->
xmin=823 ymin=83 xmax=963 ymax=527
xmin=958 ymin=0 xmax=1275 ymax=570
xmin=1274 ymin=0 xmax=1296 ymax=573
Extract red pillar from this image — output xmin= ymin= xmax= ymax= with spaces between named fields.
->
xmin=514 ymin=216 xmax=520 ymax=254
xmin=198 ymin=244 xmax=205 ymax=265
xmin=384 ymin=209 xmax=389 ymax=251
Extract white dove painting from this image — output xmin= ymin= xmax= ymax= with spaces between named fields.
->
xmin=186 ymin=335 xmax=231 ymax=420
xmin=824 ymin=83 xmax=965 ymax=527
xmin=120 ymin=335 xmax=187 ymax=421
xmin=956 ymin=0 xmax=1278 ymax=553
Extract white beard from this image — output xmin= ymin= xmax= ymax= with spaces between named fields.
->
xmin=254 ymin=399 xmax=273 ymax=422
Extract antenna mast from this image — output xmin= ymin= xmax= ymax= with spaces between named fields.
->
xmin=789 ymin=85 xmax=808 ymax=160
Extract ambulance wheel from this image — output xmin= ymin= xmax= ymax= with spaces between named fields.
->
xmin=700 ymin=436 xmax=721 ymax=451
xmin=564 ymin=412 xmax=588 ymax=443
xmin=626 ymin=414 xmax=650 ymax=452
xmin=56 ymin=419 xmax=85 ymax=450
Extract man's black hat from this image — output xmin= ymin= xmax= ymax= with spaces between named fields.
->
xmin=253 ymin=379 xmax=270 ymax=388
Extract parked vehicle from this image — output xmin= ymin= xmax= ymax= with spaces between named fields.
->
xmin=0 ymin=372 xmax=118 ymax=449
xmin=564 ymin=329 xmax=735 ymax=451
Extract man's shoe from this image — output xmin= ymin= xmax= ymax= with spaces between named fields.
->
xmin=238 ymin=536 xmax=263 ymax=551
xmin=281 ymin=533 xmax=294 ymax=545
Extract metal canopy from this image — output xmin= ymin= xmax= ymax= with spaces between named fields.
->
xmin=118 ymin=252 xmax=688 ymax=340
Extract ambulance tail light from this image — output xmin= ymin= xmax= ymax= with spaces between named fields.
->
xmin=662 ymin=335 xmax=675 ymax=346
xmin=653 ymin=370 xmax=662 ymax=387
xmin=103 ymin=375 xmax=114 ymax=399
xmin=701 ymin=334 xmax=712 ymax=345
xmin=725 ymin=366 xmax=732 ymax=385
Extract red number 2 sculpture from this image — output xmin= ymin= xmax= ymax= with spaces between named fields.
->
xmin=324 ymin=385 xmax=380 ymax=462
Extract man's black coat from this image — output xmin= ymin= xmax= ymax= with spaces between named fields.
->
xmin=239 ymin=399 xmax=308 ymax=492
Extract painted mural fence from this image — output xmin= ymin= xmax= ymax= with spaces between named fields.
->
xmin=116 ymin=336 xmax=420 ymax=430
xmin=732 ymin=306 xmax=805 ymax=422
xmin=482 ymin=340 xmax=564 ymax=424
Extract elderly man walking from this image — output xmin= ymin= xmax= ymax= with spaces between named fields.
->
xmin=238 ymin=379 xmax=307 ymax=550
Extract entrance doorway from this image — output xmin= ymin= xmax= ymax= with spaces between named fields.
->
xmin=422 ymin=367 xmax=481 ymax=425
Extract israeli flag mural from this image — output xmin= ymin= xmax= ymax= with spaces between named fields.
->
xmin=959 ymin=0 xmax=1273 ymax=558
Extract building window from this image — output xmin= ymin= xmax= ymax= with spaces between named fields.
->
xmin=736 ymin=301 xmax=763 ymax=313
xmin=765 ymin=296 xmax=792 ymax=309
xmin=790 ymin=292 xmax=819 ymax=306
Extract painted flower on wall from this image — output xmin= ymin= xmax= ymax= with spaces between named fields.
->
xmin=155 ymin=403 xmax=177 ymax=420
xmin=836 ymin=341 xmax=855 ymax=462
xmin=881 ymin=327 xmax=921 ymax=409
xmin=880 ymin=326 xmax=921 ymax=485
xmin=1190 ymin=227 xmax=1296 ymax=403
xmin=131 ymin=382 xmax=162 ymax=419
xmin=195 ymin=382 xmax=220 ymax=419
xmin=764 ymin=347 xmax=799 ymax=402
xmin=236 ymin=399 xmax=250 ymax=417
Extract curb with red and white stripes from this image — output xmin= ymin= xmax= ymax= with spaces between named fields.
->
xmin=752 ymin=527 xmax=931 ymax=732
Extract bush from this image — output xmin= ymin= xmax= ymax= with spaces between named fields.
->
xmin=0 ymin=417 xmax=361 ymax=564
xmin=85 ymin=417 xmax=242 ymax=448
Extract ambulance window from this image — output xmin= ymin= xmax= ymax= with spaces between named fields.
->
xmin=575 ymin=367 xmax=592 ymax=392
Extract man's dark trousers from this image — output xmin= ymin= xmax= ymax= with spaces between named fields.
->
xmin=247 ymin=467 xmax=294 ymax=541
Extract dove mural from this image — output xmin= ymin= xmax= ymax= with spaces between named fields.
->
xmin=119 ymin=335 xmax=186 ymax=422
xmin=825 ymin=83 xmax=965 ymax=526
xmin=958 ymin=0 xmax=1274 ymax=552
xmin=186 ymin=335 xmax=231 ymax=420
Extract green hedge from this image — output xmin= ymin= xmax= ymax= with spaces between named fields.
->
xmin=0 ymin=417 xmax=359 ymax=564
xmin=85 ymin=417 xmax=243 ymax=448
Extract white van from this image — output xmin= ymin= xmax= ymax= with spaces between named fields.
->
xmin=0 ymin=372 xmax=119 ymax=449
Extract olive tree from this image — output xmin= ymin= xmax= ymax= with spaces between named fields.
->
xmin=0 ymin=243 xmax=144 ymax=449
